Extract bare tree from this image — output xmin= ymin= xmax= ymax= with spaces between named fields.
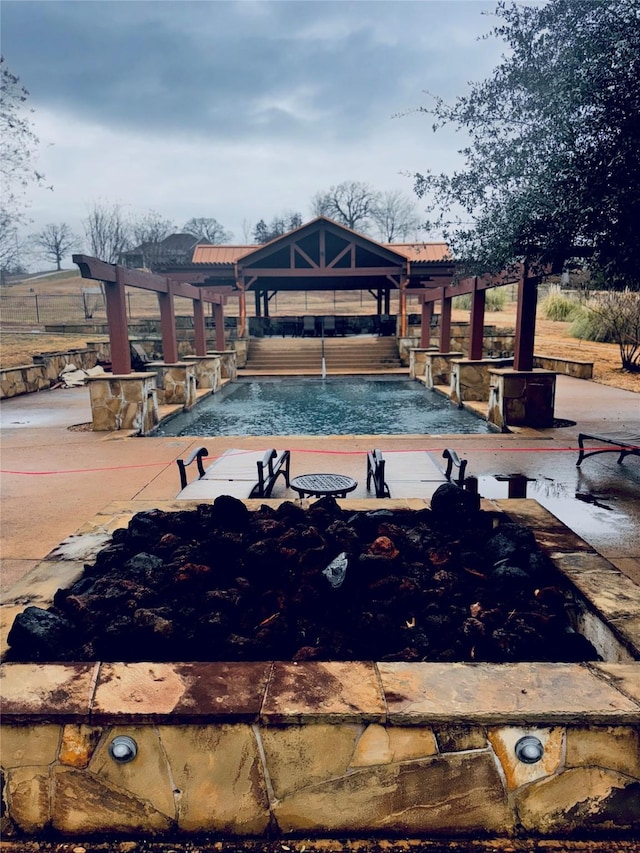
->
xmin=371 ymin=189 xmax=421 ymax=243
xmin=0 ymin=212 xmax=25 ymax=283
xmin=311 ymin=181 xmax=380 ymax=232
xmin=129 ymin=210 xmax=176 ymax=268
xmin=83 ymin=201 xmax=131 ymax=263
xmin=32 ymin=222 xmax=79 ymax=270
xmin=131 ymin=210 xmax=175 ymax=247
xmin=241 ymin=218 xmax=253 ymax=243
xmin=182 ymin=217 xmax=233 ymax=243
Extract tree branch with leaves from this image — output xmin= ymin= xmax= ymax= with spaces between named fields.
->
xmin=412 ymin=0 xmax=640 ymax=288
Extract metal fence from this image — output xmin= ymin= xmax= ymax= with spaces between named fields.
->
xmin=0 ymin=289 xmax=424 ymax=326
xmin=1 ymin=293 xmax=107 ymax=324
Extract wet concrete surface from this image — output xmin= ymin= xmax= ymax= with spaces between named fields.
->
xmin=0 ymin=376 xmax=638 ymax=599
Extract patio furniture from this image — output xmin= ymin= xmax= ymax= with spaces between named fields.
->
xmin=302 ymin=316 xmax=316 ymax=336
xmin=366 ymin=448 xmax=476 ymax=498
xmin=576 ymin=433 xmax=640 ymax=466
xmin=366 ymin=449 xmax=390 ymax=497
xmin=290 ymin=473 xmax=358 ymax=498
xmin=176 ymin=447 xmax=290 ymax=499
xmin=323 ymin=316 xmax=336 ymax=336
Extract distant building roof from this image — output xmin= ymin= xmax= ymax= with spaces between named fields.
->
xmin=192 ymin=240 xmax=450 ymax=265
xmin=385 ymin=242 xmax=451 ymax=262
xmin=192 ymin=245 xmax=255 ymax=264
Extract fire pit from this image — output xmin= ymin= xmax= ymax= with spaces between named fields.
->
xmin=1 ymin=494 xmax=639 ymax=842
xmin=6 ymin=489 xmax=600 ymax=665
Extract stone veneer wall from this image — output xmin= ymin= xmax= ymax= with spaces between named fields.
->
xmin=1 ymin=498 xmax=639 ymax=840
xmin=534 ymin=355 xmax=594 ymax=379
xmin=0 ymin=347 xmax=99 ymax=399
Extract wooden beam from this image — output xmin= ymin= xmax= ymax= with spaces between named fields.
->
xmin=193 ymin=299 xmax=207 ymax=356
xmin=157 ymin=280 xmax=178 ymax=364
xmin=514 ymin=267 xmax=538 ymax=371
xmin=295 ymin=244 xmax=320 ymax=269
xmin=105 ymin=266 xmax=131 ymax=375
xmin=241 ymin=266 xmax=405 ymax=278
xmin=421 ymin=301 xmax=433 ymax=347
xmin=439 ymin=287 xmax=452 ymax=352
xmin=213 ymin=303 xmax=225 ymax=350
xmin=469 ymin=277 xmax=486 ymax=360
xmin=398 ymin=280 xmax=408 ymax=337
xmin=326 ymin=242 xmax=352 ymax=270
xmin=73 ymin=255 xmax=232 ymax=301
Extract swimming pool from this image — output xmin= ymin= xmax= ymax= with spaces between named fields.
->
xmin=152 ymin=377 xmax=495 ymax=436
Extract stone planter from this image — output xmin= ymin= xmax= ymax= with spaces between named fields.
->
xmin=1 ymin=498 xmax=638 ymax=841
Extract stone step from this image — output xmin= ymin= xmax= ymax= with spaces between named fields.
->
xmin=245 ymin=337 xmax=401 ymax=373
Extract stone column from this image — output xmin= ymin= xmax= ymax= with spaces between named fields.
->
xmin=424 ymin=352 xmax=464 ymax=389
xmin=87 ymin=373 xmax=158 ymax=433
xmin=488 ymin=368 xmax=556 ymax=429
xmin=409 ymin=347 xmax=438 ymax=380
xmin=233 ymin=341 xmax=247 ymax=369
xmin=183 ymin=355 xmax=222 ymax=390
xmin=148 ymin=361 xmax=197 ymax=409
xmin=450 ymin=358 xmax=514 ymax=405
xmin=210 ymin=348 xmax=240 ymax=376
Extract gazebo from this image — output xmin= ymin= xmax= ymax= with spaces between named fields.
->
xmin=74 ymin=217 xmax=553 ymax=432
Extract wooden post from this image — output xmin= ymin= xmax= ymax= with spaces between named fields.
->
xmin=514 ymin=264 xmax=538 ymax=371
xmin=238 ymin=288 xmax=246 ymax=338
xmin=439 ymin=287 xmax=452 ymax=352
xmin=398 ymin=281 xmax=407 ymax=337
xmin=157 ymin=278 xmax=178 ymax=364
xmin=105 ymin=266 xmax=131 ymax=374
xmin=214 ymin=302 xmax=225 ymax=351
xmin=193 ymin=298 xmax=206 ymax=357
xmin=420 ymin=298 xmax=433 ymax=348
xmin=469 ymin=277 xmax=486 ymax=360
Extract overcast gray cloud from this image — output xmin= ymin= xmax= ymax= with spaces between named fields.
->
xmin=2 ymin=0 xmax=506 ymax=264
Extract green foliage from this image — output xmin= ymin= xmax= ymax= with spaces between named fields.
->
xmin=539 ymin=285 xmax=580 ymax=321
xmin=570 ymin=289 xmax=640 ymax=370
xmin=453 ymin=288 xmax=507 ymax=312
xmin=568 ymin=308 xmax=613 ymax=342
xmin=413 ymin=0 xmax=640 ymax=289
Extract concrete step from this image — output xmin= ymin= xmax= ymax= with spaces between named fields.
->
xmin=245 ymin=338 xmax=401 ymax=374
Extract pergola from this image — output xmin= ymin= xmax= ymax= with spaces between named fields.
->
xmin=72 ymin=255 xmax=233 ymax=374
xmin=169 ymin=217 xmax=539 ymax=370
xmin=74 ymin=216 xmax=541 ymax=374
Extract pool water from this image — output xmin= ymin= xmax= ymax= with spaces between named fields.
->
xmin=152 ymin=378 xmax=495 ymax=436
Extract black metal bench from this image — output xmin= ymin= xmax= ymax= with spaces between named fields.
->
xmin=177 ymin=448 xmax=291 ymax=498
xmin=366 ymin=449 xmax=391 ymax=497
xmin=366 ymin=448 xmax=477 ymax=498
xmin=576 ymin=433 xmax=639 ymax=466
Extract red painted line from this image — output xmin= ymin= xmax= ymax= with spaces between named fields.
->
xmin=2 ymin=446 xmax=635 ymax=477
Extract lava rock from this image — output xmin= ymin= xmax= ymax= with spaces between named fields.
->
xmin=430 ymin=482 xmax=481 ymax=523
xmin=7 ymin=606 xmax=78 ymax=660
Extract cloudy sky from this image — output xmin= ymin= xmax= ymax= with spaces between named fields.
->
xmin=3 ymin=0 xmax=508 ymax=265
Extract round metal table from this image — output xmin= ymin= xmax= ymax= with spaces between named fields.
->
xmin=290 ymin=473 xmax=358 ymax=499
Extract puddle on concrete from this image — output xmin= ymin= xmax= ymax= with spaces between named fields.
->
xmin=477 ymin=473 xmax=634 ymax=552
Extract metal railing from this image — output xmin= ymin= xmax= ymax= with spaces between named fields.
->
xmin=1 ymin=293 xmax=107 ymax=324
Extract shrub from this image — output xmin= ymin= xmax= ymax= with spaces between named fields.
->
xmin=453 ymin=288 xmax=507 ymax=312
xmin=569 ymin=288 xmax=640 ymax=371
xmin=539 ymin=284 xmax=580 ymax=321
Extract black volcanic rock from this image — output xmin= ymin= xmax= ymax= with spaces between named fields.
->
xmin=6 ymin=497 xmax=600 ymax=665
